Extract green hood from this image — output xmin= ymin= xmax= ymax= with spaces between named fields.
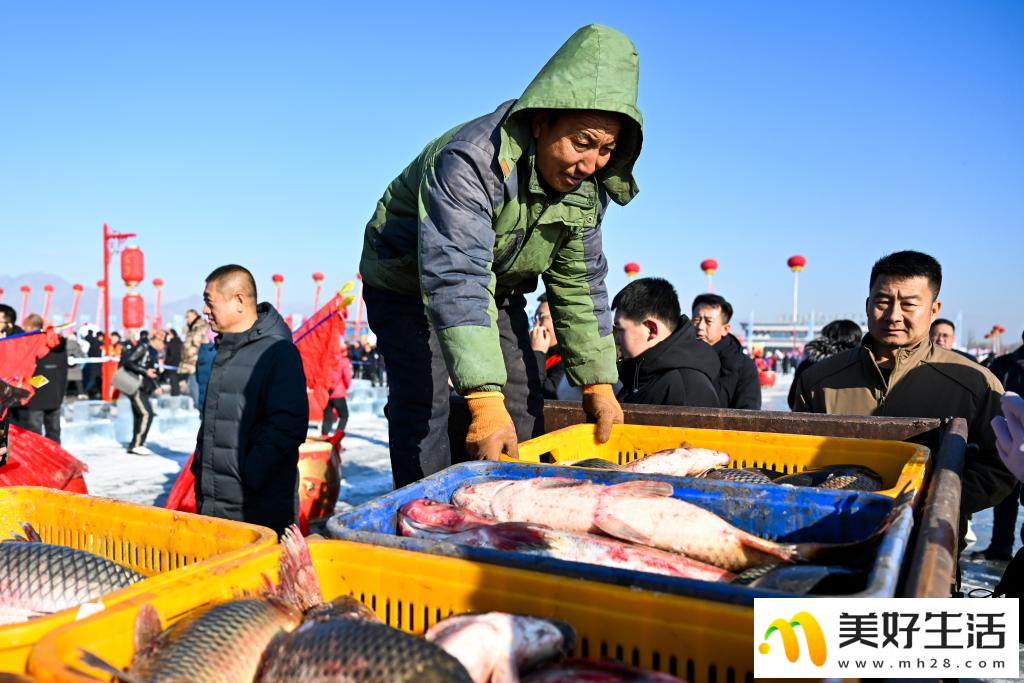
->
xmin=501 ymin=24 xmax=643 ymax=206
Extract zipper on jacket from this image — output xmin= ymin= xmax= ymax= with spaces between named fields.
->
xmin=631 ymin=358 xmax=644 ymax=394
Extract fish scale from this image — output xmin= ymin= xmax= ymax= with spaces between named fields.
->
xmin=256 ymin=617 xmax=473 ymax=682
xmin=0 ymin=542 xmax=143 ymax=618
xmin=130 ymin=599 xmax=303 ymax=683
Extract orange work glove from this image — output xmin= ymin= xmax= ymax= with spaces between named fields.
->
xmin=465 ymin=391 xmax=520 ymax=461
xmin=582 ymin=384 xmax=624 ymax=444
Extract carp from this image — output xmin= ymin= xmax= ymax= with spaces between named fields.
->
xmin=0 ymin=522 xmax=143 ymax=624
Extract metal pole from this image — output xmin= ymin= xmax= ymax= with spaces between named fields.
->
xmin=102 ymin=223 xmax=112 ymax=400
xmin=707 ymin=273 xmax=714 ymax=293
xmin=791 ymin=270 xmax=799 ymax=351
xmin=354 ymin=279 xmax=365 ymax=341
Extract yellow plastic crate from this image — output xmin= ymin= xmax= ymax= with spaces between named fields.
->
xmin=512 ymin=423 xmax=929 ymax=500
xmin=31 ymin=539 xmax=756 ymax=683
xmin=0 ymin=486 xmax=277 ymax=673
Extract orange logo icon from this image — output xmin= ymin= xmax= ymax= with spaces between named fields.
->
xmin=758 ymin=611 xmax=827 ymax=666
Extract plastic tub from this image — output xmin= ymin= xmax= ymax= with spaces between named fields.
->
xmin=327 ymin=462 xmax=913 ymax=603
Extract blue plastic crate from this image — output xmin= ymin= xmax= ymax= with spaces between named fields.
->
xmin=327 ymin=462 xmax=913 ymax=604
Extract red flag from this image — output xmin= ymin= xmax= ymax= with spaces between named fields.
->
xmin=0 ymin=328 xmax=60 ymax=406
xmin=293 ymin=294 xmax=348 ymax=421
xmin=1 ymin=424 xmax=89 ymax=492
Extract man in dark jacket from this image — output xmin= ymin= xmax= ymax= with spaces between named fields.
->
xmin=192 ymin=265 xmax=307 ymax=536
xmin=691 ymin=294 xmax=761 ymax=410
xmin=13 ymin=314 xmax=68 ymax=443
xmin=613 ymin=278 xmax=720 ymax=407
xmin=163 ymin=329 xmax=184 ymax=396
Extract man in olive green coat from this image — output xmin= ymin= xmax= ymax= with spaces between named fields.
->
xmin=359 ymin=25 xmax=642 ymax=486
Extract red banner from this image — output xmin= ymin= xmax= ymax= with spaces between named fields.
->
xmin=292 ymin=294 xmax=348 ymax=421
xmin=0 ymin=328 xmax=60 ymax=406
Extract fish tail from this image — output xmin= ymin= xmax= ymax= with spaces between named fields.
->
xmin=10 ymin=521 xmax=43 ymax=543
xmin=78 ymin=650 xmax=144 ymax=683
xmin=739 ymin=532 xmax=800 ymax=563
xmin=794 ymin=491 xmax=911 ymax=562
xmin=277 ymin=524 xmax=323 ymax=613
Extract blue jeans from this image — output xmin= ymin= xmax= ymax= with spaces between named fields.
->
xmin=364 ymin=284 xmax=544 ymax=488
xmin=187 ymin=373 xmax=200 ymax=410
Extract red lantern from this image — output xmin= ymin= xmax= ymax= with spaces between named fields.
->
xmin=43 ymin=284 xmax=54 ymax=294
xmin=312 ymin=272 xmax=324 ymax=284
xmin=73 ymin=283 xmax=84 ymax=293
xmin=121 ymin=245 xmax=145 ymax=287
xmin=152 ymin=278 xmax=164 ymax=288
xmin=0 ymin=287 xmax=3 ymax=302
xmin=787 ymin=255 xmax=807 ymax=272
xmin=96 ymin=279 xmax=106 ymax=289
xmin=122 ymin=292 xmax=145 ymax=329
xmin=624 ymin=262 xmax=641 ymax=279
xmin=272 ymin=273 xmax=285 ymax=284
xmin=19 ymin=285 xmax=30 ymax=294
xmin=700 ymin=259 xmax=718 ymax=275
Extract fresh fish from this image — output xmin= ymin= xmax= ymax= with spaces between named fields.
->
xmin=523 ymin=658 xmax=686 ymax=682
xmin=701 ymin=467 xmax=780 ymax=485
xmin=622 ymin=447 xmax=731 ymax=477
xmin=773 ymin=464 xmax=883 ymax=491
xmin=398 ymin=499 xmax=497 ymax=536
xmin=0 ymin=523 xmax=143 ymax=624
xmin=426 ymin=612 xmax=574 ymax=683
xmin=256 ymin=596 xmax=473 ymax=682
xmin=593 ymin=483 xmax=909 ymax=572
xmin=452 ymin=478 xmax=667 ymax=535
xmin=80 ymin=525 xmax=322 ymax=683
xmin=567 ymin=458 xmax=623 ymax=470
xmin=402 ymin=516 xmax=734 ymax=583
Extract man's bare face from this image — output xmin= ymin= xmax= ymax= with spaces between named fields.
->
xmin=533 ymin=111 xmax=621 ymax=193
xmin=533 ymin=301 xmax=557 ymax=345
xmin=866 ymin=276 xmax=940 ymax=351
xmin=930 ymin=323 xmax=956 ymax=350
xmin=203 ymin=281 xmax=244 ymax=333
xmin=692 ymin=305 xmax=729 ymax=346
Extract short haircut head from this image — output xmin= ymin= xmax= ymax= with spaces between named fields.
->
xmin=612 ymin=277 xmax=681 ymax=332
xmin=931 ymin=318 xmax=955 ymax=332
xmin=206 ymin=264 xmax=258 ymax=302
xmin=691 ymin=293 xmax=733 ymax=324
xmin=537 ymin=292 xmax=548 ymax=304
xmin=22 ymin=314 xmax=43 ymax=331
xmin=0 ymin=304 xmax=17 ymax=325
xmin=869 ymin=251 xmax=942 ymax=299
xmin=821 ymin=319 xmax=863 ymax=347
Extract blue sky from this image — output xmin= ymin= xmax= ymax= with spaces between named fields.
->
xmin=1 ymin=2 xmax=1021 ymax=344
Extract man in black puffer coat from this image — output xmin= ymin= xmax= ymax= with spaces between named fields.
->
xmin=192 ymin=265 xmax=308 ymax=536
xmin=613 ymin=278 xmax=721 ymax=408
xmin=691 ymin=294 xmax=761 ymax=410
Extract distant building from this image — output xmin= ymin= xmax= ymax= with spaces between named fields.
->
xmin=737 ymin=315 xmax=867 ymax=354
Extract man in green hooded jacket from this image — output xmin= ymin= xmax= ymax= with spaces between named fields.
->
xmin=359 ymin=25 xmax=643 ymax=487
